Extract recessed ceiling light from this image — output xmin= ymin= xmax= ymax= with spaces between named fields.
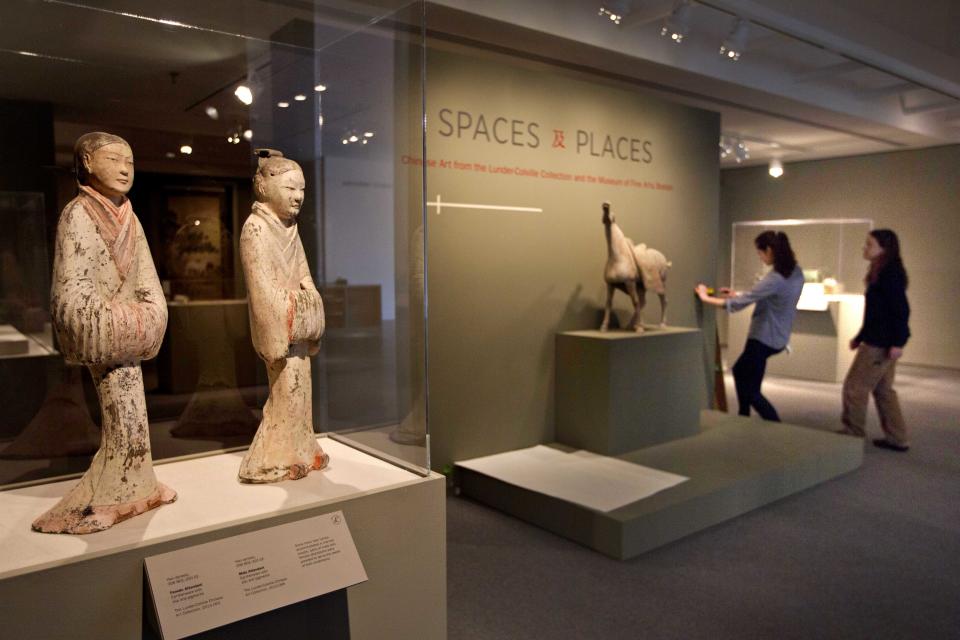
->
xmin=234 ymin=85 xmax=253 ymax=105
xmin=180 ymin=145 xmax=193 ymax=155
xmin=314 ymin=84 xmax=327 ymax=92
xmin=294 ymin=94 xmax=306 ymax=101
xmin=768 ymin=158 xmax=784 ymax=178
xmin=205 ymin=106 xmax=219 ymax=120
xmin=277 ymin=101 xmax=290 ymax=108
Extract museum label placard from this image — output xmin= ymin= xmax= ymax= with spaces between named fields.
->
xmin=144 ymin=510 xmax=367 ymax=639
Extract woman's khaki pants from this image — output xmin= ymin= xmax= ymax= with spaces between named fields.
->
xmin=841 ymin=344 xmax=909 ymax=446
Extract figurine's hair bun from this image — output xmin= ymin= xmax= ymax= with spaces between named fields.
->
xmin=74 ymin=132 xmax=129 ymax=185
xmin=252 ymin=148 xmax=301 ymax=198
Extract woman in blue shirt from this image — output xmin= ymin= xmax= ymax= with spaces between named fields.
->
xmin=697 ymin=231 xmax=804 ymax=421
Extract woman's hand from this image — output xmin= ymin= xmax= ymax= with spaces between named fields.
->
xmin=888 ymin=346 xmax=904 ymax=361
xmin=719 ymin=287 xmax=734 ymax=296
xmin=695 ymin=283 xmax=709 ymax=300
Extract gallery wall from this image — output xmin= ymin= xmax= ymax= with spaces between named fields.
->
xmin=719 ymin=144 xmax=960 ymax=370
xmin=424 ymin=48 xmax=720 ymax=468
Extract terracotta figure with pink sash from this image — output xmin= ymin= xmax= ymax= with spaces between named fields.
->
xmin=238 ymin=149 xmax=328 ymax=483
xmin=32 ymin=132 xmax=176 ymax=534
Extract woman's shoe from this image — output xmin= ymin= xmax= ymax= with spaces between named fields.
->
xmin=872 ymin=438 xmax=909 ymax=452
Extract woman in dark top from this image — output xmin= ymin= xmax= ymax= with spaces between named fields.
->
xmin=697 ymin=230 xmax=803 ymax=421
xmin=840 ymin=229 xmax=911 ymax=451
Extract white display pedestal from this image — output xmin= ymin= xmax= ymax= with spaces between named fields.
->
xmin=728 ymin=295 xmax=864 ymax=383
xmin=0 ymin=438 xmax=445 ymax=639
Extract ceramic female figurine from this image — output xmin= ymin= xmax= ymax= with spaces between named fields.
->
xmin=238 ymin=149 xmax=328 ymax=483
xmin=32 ymin=132 xmax=175 ymax=534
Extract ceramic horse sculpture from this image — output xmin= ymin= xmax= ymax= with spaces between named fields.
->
xmin=600 ymin=201 xmax=671 ymax=332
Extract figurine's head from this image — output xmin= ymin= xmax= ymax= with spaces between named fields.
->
xmin=253 ymin=149 xmax=304 ymax=223
xmin=75 ymin=132 xmax=134 ymax=202
xmin=602 ymin=201 xmax=615 ymax=225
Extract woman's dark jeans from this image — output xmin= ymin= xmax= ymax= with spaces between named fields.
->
xmin=732 ymin=338 xmax=783 ymax=421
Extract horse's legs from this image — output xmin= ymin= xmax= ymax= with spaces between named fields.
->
xmin=626 ymin=280 xmax=645 ymax=332
xmin=658 ymin=292 xmax=668 ymax=327
xmin=600 ymin=283 xmax=615 ymax=331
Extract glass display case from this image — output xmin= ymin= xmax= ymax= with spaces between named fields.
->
xmin=731 ymin=218 xmax=873 ymax=301
xmin=0 ymin=0 xmax=428 ymax=487
xmin=729 ymin=218 xmax=872 ymax=382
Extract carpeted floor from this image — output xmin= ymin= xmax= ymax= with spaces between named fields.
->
xmin=447 ymin=364 xmax=960 ymax=639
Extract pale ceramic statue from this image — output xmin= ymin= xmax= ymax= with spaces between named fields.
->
xmin=33 ymin=132 xmax=175 ymax=534
xmin=238 ymin=149 xmax=328 ymax=483
xmin=600 ymin=201 xmax=671 ymax=332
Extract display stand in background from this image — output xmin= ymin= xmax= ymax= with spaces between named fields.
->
xmin=728 ymin=295 xmax=864 ymax=383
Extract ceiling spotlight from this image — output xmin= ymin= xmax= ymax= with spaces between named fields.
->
xmin=318 ymin=115 xmax=324 ymax=126
xmin=294 ymin=94 xmax=307 ymax=101
xmin=768 ymin=158 xmax=784 ymax=178
xmin=598 ymin=1 xmax=631 ymax=25
xmin=204 ymin=106 xmax=219 ymax=120
xmin=243 ymin=129 xmax=253 ymax=141
xmin=341 ymin=139 xmax=349 ymax=145
xmin=660 ymin=1 xmax=692 ymax=44
xmin=165 ymin=151 xmax=176 ymax=159
xmin=719 ymin=137 xmax=734 ymax=160
xmin=179 ymin=145 xmax=193 ymax=155
xmin=734 ymin=140 xmax=749 ymax=163
xmin=314 ymin=84 xmax=327 ymax=92
xmin=361 ymin=139 xmax=368 ymax=145
xmin=277 ymin=101 xmax=290 ymax=108
xmin=234 ymin=85 xmax=253 ymax=105
xmin=719 ymin=19 xmax=750 ymax=61
xmin=363 ymin=131 xmax=374 ymax=138
xmin=348 ymin=134 xmax=359 ymax=142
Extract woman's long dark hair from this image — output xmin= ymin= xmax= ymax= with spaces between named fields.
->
xmin=867 ymin=228 xmax=908 ymax=287
xmin=755 ymin=230 xmax=797 ymax=278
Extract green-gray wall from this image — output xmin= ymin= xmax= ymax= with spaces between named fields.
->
xmin=719 ymin=145 xmax=960 ymax=370
xmin=425 ymin=50 xmax=720 ymax=468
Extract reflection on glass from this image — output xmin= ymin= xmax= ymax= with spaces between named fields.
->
xmin=0 ymin=0 xmax=428 ymax=488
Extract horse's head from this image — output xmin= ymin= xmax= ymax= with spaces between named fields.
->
xmin=602 ymin=201 xmax=615 ymax=225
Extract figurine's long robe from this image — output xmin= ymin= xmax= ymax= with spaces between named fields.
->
xmin=32 ymin=187 xmax=175 ymax=534
xmin=238 ymin=202 xmax=326 ymax=482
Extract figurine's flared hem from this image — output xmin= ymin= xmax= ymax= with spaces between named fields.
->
xmin=238 ymin=451 xmax=330 ymax=484
xmin=31 ymin=483 xmax=178 ymax=535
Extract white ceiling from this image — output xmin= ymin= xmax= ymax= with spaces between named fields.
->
xmin=1 ymin=0 xmax=956 ymax=171
xmin=426 ymin=0 xmax=960 ymax=167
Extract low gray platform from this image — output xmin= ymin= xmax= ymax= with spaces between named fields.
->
xmin=455 ymin=411 xmax=863 ymax=559
xmin=556 ymin=328 xmax=703 ymax=454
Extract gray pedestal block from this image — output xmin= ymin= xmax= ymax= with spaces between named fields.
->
xmin=456 ymin=411 xmax=863 ymax=559
xmin=556 ymin=328 xmax=704 ymax=454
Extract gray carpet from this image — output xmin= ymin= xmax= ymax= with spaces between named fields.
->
xmin=447 ymin=364 xmax=960 ymax=639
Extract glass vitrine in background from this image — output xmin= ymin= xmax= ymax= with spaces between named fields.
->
xmin=732 ymin=218 xmax=873 ymax=300
xmin=729 ymin=218 xmax=873 ymax=382
xmin=0 ymin=0 xmax=428 ymax=488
